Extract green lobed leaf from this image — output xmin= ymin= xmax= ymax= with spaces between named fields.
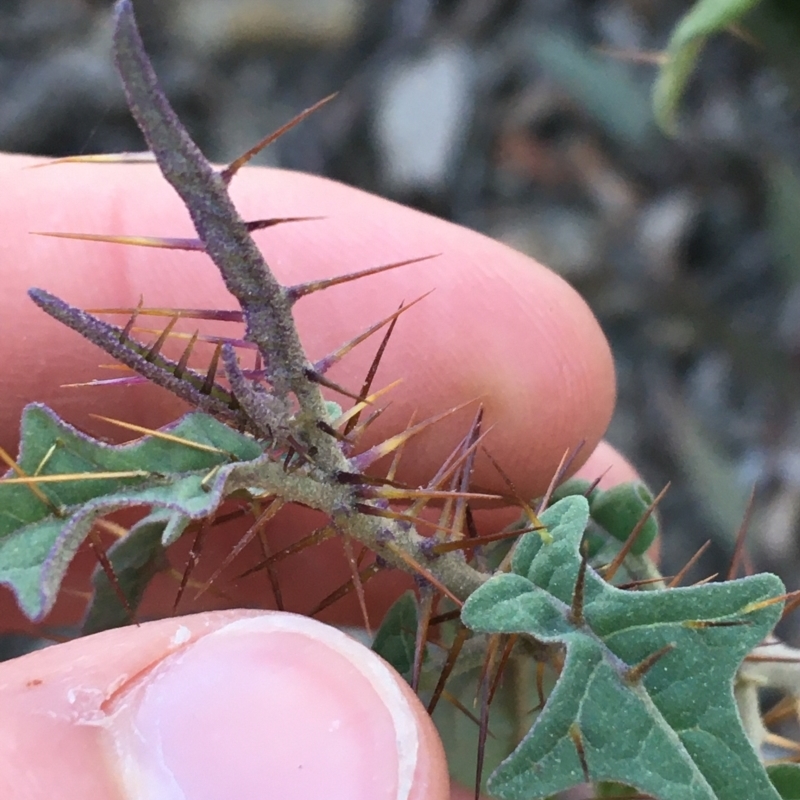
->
xmin=0 ymin=404 xmax=263 ymax=621
xmin=653 ymin=0 xmax=764 ymax=134
xmin=461 ymin=496 xmax=785 ymax=800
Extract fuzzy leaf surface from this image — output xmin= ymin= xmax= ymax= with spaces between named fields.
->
xmin=461 ymin=496 xmax=784 ymax=800
xmin=0 ymin=404 xmax=263 ymax=620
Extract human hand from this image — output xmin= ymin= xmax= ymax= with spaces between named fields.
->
xmin=0 ymin=155 xmax=640 ymax=799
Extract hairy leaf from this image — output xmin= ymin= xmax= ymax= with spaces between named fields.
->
xmin=461 ymin=496 xmax=785 ymax=800
xmin=0 ymin=404 xmax=262 ymax=620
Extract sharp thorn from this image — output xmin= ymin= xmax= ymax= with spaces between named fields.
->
xmin=317 ymin=419 xmax=349 ymax=441
xmin=369 ymin=487 xmax=503 ymax=503
xmin=537 ymin=445 xmax=579 ymax=515
xmin=569 ymin=723 xmax=590 ymax=783
xmin=236 ymin=525 xmax=336 ymax=579
xmin=145 ymin=315 xmax=179 ymax=361
xmin=88 ymin=414 xmax=230 ymax=455
xmin=432 ymin=525 xmax=540 ymax=555
xmin=173 ymin=520 xmax=210 ymax=612
xmin=344 ymin=303 xmax=404 ymax=436
xmin=303 ymin=368 xmax=364 ymax=401
xmin=254 ymin=522 xmax=284 ymax=611
xmin=28 ymin=151 xmax=156 ymax=167
xmin=624 ymin=643 xmax=676 ymax=684
xmin=175 ymin=329 xmax=200 ymax=379
xmin=87 ymin=306 xmax=245 ymax=323
xmin=31 ymin=231 xmax=205 ymax=251
xmin=201 ymin=343 xmax=223 ymax=394
xmin=743 ymin=590 xmax=800 ymax=616
xmin=287 ymin=255 xmax=439 ymax=302
xmin=220 ymin=93 xmax=338 ymax=183
xmin=306 ymin=563 xmax=381 ymax=617
xmin=429 ymin=609 xmax=461 ymax=627
xmin=582 ymin=466 xmax=612 ymax=499
xmin=412 ymin=587 xmax=435 ymax=692
xmin=351 ymin=400 xmax=475 ymax=471
xmin=384 ymin=541 xmax=463 ymax=607
xmin=441 ymin=689 xmax=492 ymax=734
xmin=386 ymin=410 xmax=416 ymax=483
xmin=487 ymin=635 xmax=518 ymax=706
xmin=341 ymin=535 xmax=372 ymax=636
xmin=570 ymin=548 xmax=588 ymax=626
xmin=728 ymin=484 xmax=757 ymax=580
xmin=452 ymin=407 xmax=484 ymax=535
xmin=88 ymin=527 xmax=137 ymax=626
xmin=331 ymin=381 xmax=402 ymax=428
xmin=352 ymin=503 xmax=467 ymax=538
xmin=119 ymin=295 xmax=144 ymax=343
xmin=246 ymin=216 xmax=324 ymax=233
xmin=427 ymin=625 xmax=469 ymax=714
xmin=475 ymin=636 xmax=500 ymax=800
xmin=668 ymin=540 xmax=711 ymax=588
xmin=194 ymin=499 xmax=284 ymax=600
xmin=483 ymin=445 xmax=544 ymax=533
xmin=0 ymin=443 xmax=61 ymax=513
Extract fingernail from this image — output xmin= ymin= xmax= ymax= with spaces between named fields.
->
xmin=103 ymin=613 xmax=419 ymax=800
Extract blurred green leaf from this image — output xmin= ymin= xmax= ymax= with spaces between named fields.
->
xmin=768 ymin=764 xmax=800 ymax=799
xmin=767 ymin=159 xmax=800 ymax=287
xmin=529 ymin=30 xmax=654 ymax=148
xmin=653 ymin=0 xmax=764 ymax=134
xmin=371 ymin=591 xmax=418 ymax=679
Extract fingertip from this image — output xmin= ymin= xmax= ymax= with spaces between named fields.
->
xmin=0 ymin=610 xmax=449 ymax=800
xmin=2 ymin=157 xmax=614 ymax=497
xmin=573 ymin=440 xmax=642 ymax=489
xmin=574 ymin=440 xmax=662 ymax=563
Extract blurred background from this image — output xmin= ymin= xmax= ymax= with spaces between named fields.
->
xmin=3 ymin=0 xmax=800 ymax=637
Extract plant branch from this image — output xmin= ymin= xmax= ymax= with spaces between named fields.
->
xmin=113 ymin=0 xmax=329 ymax=433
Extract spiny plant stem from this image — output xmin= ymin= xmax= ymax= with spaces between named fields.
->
xmin=114 ymin=0 xmax=331 ymax=448
xmin=28 ymin=289 xmax=250 ymax=428
xmin=110 ymin=0 xmax=490 ymax=598
xmin=221 ymin=459 xmax=488 ymax=601
xmin=28 ymin=0 xmax=490 ymax=613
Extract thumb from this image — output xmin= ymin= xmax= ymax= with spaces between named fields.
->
xmin=0 ymin=610 xmax=448 ymax=800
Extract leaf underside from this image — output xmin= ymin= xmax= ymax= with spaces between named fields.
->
xmin=0 ymin=404 xmax=263 ymax=621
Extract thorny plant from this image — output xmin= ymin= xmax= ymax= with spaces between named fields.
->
xmin=3 ymin=2 xmax=800 ymax=799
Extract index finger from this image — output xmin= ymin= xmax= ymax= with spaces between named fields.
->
xmin=0 ymin=154 xmax=615 ymax=498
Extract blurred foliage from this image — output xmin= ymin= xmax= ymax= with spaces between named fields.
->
xmin=654 ymin=0 xmax=800 ymax=133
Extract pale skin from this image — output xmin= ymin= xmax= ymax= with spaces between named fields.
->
xmin=0 ymin=154 xmax=642 ymax=799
